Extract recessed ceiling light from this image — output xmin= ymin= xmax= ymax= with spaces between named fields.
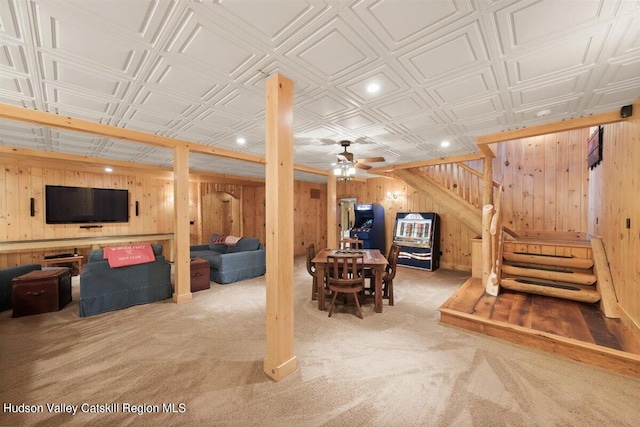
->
xmin=236 ymin=137 xmax=246 ymax=144
xmin=536 ymin=109 xmax=552 ymax=118
xmin=104 ymin=167 xmax=113 ymax=173
xmin=440 ymin=140 xmax=450 ymax=148
xmin=367 ymin=83 xmax=380 ymax=93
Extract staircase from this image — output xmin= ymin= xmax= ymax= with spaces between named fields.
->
xmin=499 ymin=240 xmax=601 ymax=303
xmin=396 ymin=160 xmax=603 ymax=305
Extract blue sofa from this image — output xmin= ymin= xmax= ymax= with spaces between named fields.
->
xmin=0 ymin=264 xmax=42 ymax=312
xmin=79 ymin=243 xmax=172 ymax=317
xmin=190 ymin=234 xmax=266 ymax=284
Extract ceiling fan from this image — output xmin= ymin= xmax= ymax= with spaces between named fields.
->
xmin=334 ymin=140 xmax=385 ymax=170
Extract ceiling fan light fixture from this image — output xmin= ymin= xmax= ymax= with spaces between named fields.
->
xmin=334 ymin=160 xmax=356 ymax=181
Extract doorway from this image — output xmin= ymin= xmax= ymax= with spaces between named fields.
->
xmin=202 ymin=192 xmax=241 ymax=241
xmin=339 ymin=197 xmax=357 ymax=239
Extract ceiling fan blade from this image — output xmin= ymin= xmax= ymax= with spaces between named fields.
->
xmin=320 ymin=138 xmax=338 ymax=145
xmin=354 ymin=163 xmax=371 ymax=170
xmin=357 ymin=157 xmax=386 ymax=163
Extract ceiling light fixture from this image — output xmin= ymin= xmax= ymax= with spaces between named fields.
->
xmin=333 ymin=160 xmax=356 ymax=181
xmin=104 ymin=167 xmax=113 ymax=173
xmin=367 ymin=83 xmax=380 ymax=93
xmin=236 ymin=137 xmax=246 ymax=144
xmin=440 ymin=140 xmax=450 ymax=148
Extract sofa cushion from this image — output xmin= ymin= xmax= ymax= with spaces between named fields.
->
xmin=227 ymin=237 xmax=260 ymax=253
xmin=208 ymin=234 xmax=228 ymax=253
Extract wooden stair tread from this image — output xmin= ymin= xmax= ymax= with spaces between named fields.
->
xmin=503 ymin=251 xmax=594 ymax=269
xmin=501 ymin=278 xmax=601 ymax=303
xmin=502 ymin=264 xmax=596 ymax=285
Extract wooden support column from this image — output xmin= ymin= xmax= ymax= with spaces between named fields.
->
xmin=482 ymin=156 xmax=493 ymax=207
xmin=263 ymin=73 xmax=297 ymax=381
xmin=327 ymin=175 xmax=337 ymax=249
xmin=173 ymin=145 xmax=192 ymax=303
xmin=482 ymin=204 xmax=493 ymax=291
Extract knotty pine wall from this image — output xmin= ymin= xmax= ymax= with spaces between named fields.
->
xmin=336 ymin=177 xmax=476 ymax=271
xmin=0 ymin=162 xmax=189 ymax=267
xmin=242 ymin=180 xmax=328 ymax=256
xmin=588 ymin=97 xmax=640 ymax=330
xmin=337 ymin=127 xmax=594 ymax=271
xmin=491 ymin=128 xmax=591 ymax=234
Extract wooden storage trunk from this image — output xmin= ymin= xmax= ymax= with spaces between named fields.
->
xmin=190 ymin=257 xmax=210 ymax=292
xmin=11 ymin=268 xmax=72 ymax=318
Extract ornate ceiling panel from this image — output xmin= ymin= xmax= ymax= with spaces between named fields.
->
xmin=1 ymin=0 xmax=639 ymax=184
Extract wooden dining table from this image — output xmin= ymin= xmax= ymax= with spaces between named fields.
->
xmin=311 ymin=248 xmax=388 ymax=313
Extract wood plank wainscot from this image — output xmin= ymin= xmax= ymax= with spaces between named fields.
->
xmin=0 ymin=234 xmax=175 ymax=262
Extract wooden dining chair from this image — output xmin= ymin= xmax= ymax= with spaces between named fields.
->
xmin=381 ymin=244 xmax=401 ymax=306
xmin=306 ymin=244 xmax=319 ymax=300
xmin=365 ymin=244 xmax=400 ymax=305
xmin=326 ymin=253 xmax=365 ymax=319
xmin=340 ymin=238 xmax=364 ymax=250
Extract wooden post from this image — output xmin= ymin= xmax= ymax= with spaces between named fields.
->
xmin=327 ymin=175 xmax=337 ymax=249
xmin=173 ymin=145 xmax=192 ymax=303
xmin=482 ymin=204 xmax=493 ymax=292
xmin=263 ymin=73 xmax=297 ymax=381
xmin=482 ymin=156 xmax=493 ymax=207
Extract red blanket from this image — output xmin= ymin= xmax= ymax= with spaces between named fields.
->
xmin=214 ymin=235 xmax=241 ymax=246
xmin=103 ymin=244 xmax=155 ymax=268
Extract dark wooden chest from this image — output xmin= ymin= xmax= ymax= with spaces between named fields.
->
xmin=11 ymin=268 xmax=72 ymax=318
xmin=190 ymin=257 xmax=210 ymax=292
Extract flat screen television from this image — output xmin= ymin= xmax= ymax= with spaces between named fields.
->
xmin=45 ymin=185 xmax=129 ymax=224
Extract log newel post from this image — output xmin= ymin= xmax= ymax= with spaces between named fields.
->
xmin=482 ymin=156 xmax=493 ymax=207
xmin=482 ymin=204 xmax=494 ymax=293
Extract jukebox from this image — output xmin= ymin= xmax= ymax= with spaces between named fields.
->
xmin=393 ymin=212 xmax=440 ymax=271
xmin=349 ymin=203 xmax=385 ymax=251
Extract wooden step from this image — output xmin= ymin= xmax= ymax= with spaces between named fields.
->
xmin=502 ymin=264 xmax=596 ymax=285
xmin=503 ymin=251 xmax=593 ymax=269
xmin=501 ymin=278 xmax=601 ymax=303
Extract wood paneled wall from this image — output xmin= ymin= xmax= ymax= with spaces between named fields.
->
xmin=588 ymin=98 xmax=640 ymax=329
xmin=1 ymin=159 xmax=330 ymax=266
xmin=337 ymin=177 xmax=476 ymax=271
xmin=242 ymin=180 xmax=327 ymax=256
xmin=0 ymin=162 xmax=181 ymax=267
xmin=492 ymin=128 xmax=591 ymax=233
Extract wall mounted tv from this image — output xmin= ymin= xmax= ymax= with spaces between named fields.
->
xmin=45 ymin=185 xmax=129 ymax=224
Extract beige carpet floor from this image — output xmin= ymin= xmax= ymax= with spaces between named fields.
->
xmin=1 ymin=257 xmax=639 ymax=427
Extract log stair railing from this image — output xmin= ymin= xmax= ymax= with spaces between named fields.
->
xmin=421 ymin=162 xmax=519 ymax=240
xmin=499 ymin=240 xmax=601 ymax=303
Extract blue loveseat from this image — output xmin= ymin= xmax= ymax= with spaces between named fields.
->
xmin=190 ymin=234 xmax=266 ymax=284
xmin=79 ymin=243 xmax=172 ymax=317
